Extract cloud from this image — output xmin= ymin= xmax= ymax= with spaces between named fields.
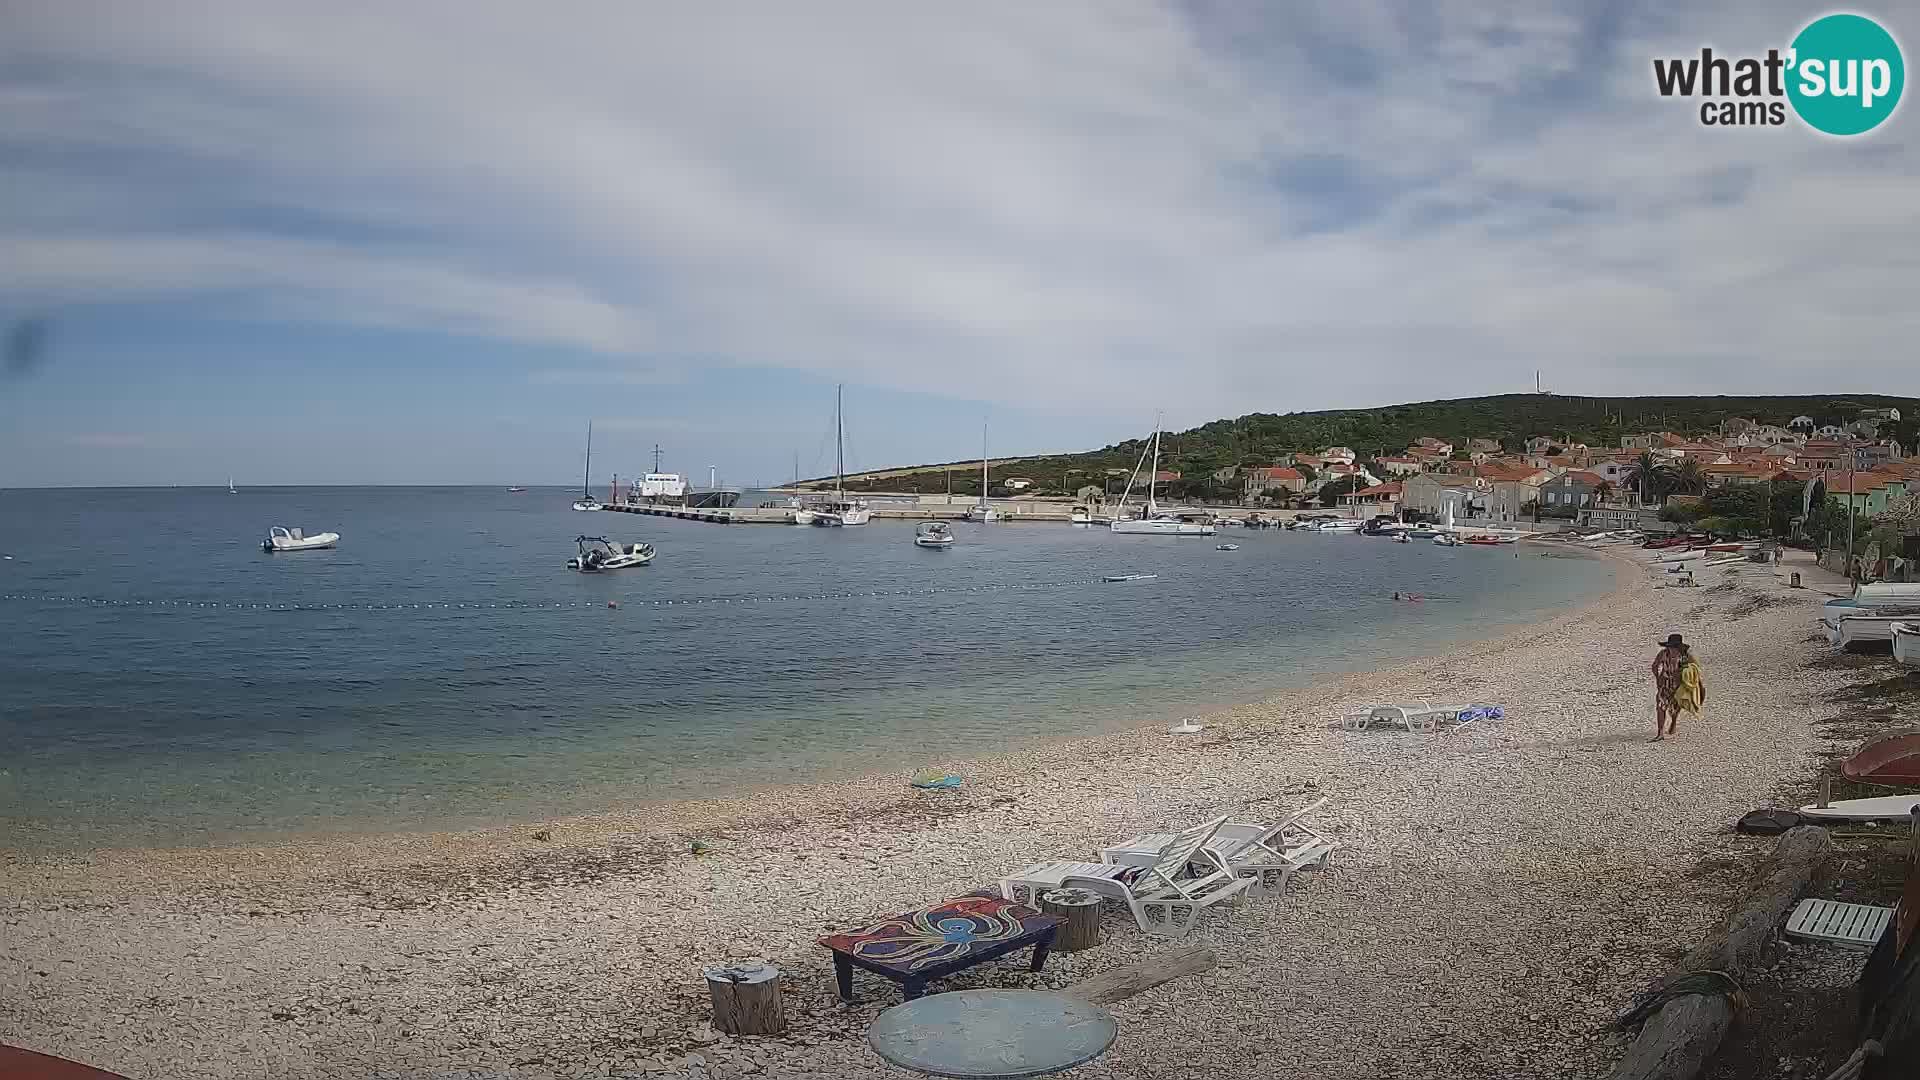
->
xmin=62 ymin=432 xmax=157 ymax=449
xmin=1 ymin=0 xmax=1916 ymax=430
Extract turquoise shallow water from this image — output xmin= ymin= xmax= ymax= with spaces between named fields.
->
xmin=0 ymin=487 xmax=1614 ymax=849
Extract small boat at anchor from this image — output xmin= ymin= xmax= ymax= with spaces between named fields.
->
xmin=567 ymin=535 xmax=654 ymax=571
xmin=263 ymin=526 xmax=339 ymax=552
xmin=1215 ymin=543 xmax=1240 ymax=551
xmin=1103 ymin=572 xmax=1158 ymax=582
xmin=914 ymin=521 xmax=956 ymax=548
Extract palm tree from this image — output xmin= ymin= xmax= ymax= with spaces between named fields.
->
xmin=1669 ymin=457 xmax=1708 ymax=497
xmin=1623 ymin=450 xmax=1673 ymax=506
xmin=1594 ymin=479 xmax=1616 ymax=505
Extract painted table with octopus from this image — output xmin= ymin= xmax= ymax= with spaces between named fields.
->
xmin=818 ymin=893 xmax=1062 ymax=1001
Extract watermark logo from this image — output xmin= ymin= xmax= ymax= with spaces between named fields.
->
xmin=1652 ymin=12 xmax=1904 ymax=135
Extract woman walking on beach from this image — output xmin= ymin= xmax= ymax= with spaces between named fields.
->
xmin=1650 ymin=633 xmax=1705 ymax=741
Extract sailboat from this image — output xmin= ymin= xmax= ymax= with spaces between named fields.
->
xmin=572 ymin=422 xmax=601 ymax=511
xmin=812 ymin=385 xmax=871 ymax=526
xmin=1110 ymin=416 xmax=1213 ymax=535
xmin=965 ymin=418 xmax=998 ymax=522
xmin=228 ymin=475 xmax=236 ymax=495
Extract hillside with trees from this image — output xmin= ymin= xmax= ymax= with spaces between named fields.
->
xmin=824 ymin=392 xmax=1919 ymax=499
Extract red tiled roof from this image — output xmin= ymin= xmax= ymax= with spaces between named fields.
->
xmin=1563 ymin=471 xmax=1605 ymax=484
xmin=1352 ymin=482 xmax=1402 ymax=497
xmin=1258 ymin=466 xmax=1303 ymax=481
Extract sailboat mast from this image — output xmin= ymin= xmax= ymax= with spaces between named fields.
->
xmin=582 ymin=421 xmax=593 ymax=498
xmin=980 ymin=418 xmax=989 ymax=505
xmin=835 ymin=384 xmax=845 ymax=498
xmin=1147 ymin=414 xmax=1161 ymax=514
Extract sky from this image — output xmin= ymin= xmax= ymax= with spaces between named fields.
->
xmin=2 ymin=1 xmax=1917 ymax=487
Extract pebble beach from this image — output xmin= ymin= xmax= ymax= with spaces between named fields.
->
xmin=0 ymin=546 xmax=1880 ymax=1079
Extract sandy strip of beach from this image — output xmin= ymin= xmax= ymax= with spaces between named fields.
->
xmin=0 ymin=547 xmax=1870 ymax=1079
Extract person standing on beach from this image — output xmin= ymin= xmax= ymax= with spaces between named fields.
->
xmin=1649 ymin=633 xmax=1705 ymax=741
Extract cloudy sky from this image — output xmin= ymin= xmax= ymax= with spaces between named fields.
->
xmin=2 ymin=1 xmax=1915 ymax=487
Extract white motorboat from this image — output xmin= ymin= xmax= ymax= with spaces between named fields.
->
xmin=914 ymin=521 xmax=956 ymax=548
xmin=572 ymin=421 xmax=600 ymax=510
xmin=790 ymin=508 xmax=817 ymax=526
xmin=568 ymin=535 xmax=654 ymax=571
xmin=1317 ymin=519 xmax=1363 ymax=532
xmin=263 ymin=526 xmax=339 ymax=552
xmin=1215 ymin=543 xmax=1240 ymax=551
xmin=965 ymin=503 xmax=999 ymax=523
xmin=1823 ymin=610 xmax=1920 ymax=650
xmin=1434 ymin=532 xmax=1463 ymax=547
xmin=1069 ymin=506 xmax=1093 ymax=527
xmin=1216 ymin=517 xmax=1244 ymax=528
xmin=1109 ymin=416 xmax=1214 ymax=535
xmin=1394 ymin=533 xmax=1411 ymax=543
xmin=1894 ymin=622 xmax=1920 ymax=667
xmin=812 ymin=385 xmax=870 ymax=527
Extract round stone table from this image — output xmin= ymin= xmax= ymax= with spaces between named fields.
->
xmin=867 ymin=989 xmax=1118 ymax=1078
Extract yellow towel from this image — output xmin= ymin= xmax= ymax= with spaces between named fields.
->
xmin=1672 ymin=659 xmax=1705 ymax=714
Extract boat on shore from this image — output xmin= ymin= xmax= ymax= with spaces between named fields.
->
xmin=1464 ymin=534 xmax=1518 ymax=546
xmin=567 ymin=536 xmax=654 ymax=571
xmin=1822 ymin=609 xmax=1920 ymax=650
xmin=1896 ymin=622 xmax=1919 ymax=667
xmin=914 ymin=521 xmax=955 ymax=548
xmin=263 ymin=526 xmax=339 ymax=552
xmin=1842 ymin=730 xmax=1920 ymax=786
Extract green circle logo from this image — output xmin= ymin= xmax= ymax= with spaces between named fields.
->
xmin=1787 ymin=13 xmax=1904 ymax=135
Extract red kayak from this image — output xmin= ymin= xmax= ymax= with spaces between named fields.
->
xmin=1842 ymin=731 xmax=1920 ymax=787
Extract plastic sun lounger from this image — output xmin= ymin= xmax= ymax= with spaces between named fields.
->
xmin=1339 ymin=700 xmax=1474 ymax=734
xmin=1100 ymin=797 xmax=1336 ymax=899
xmin=1000 ymin=815 xmax=1252 ymax=939
xmin=1784 ymin=899 xmax=1894 ymax=951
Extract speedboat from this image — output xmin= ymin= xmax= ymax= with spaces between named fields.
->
xmin=965 ymin=503 xmax=999 ymax=523
xmin=1317 ymin=519 xmax=1363 ymax=532
xmin=1434 ymin=532 xmax=1463 ymax=547
xmin=914 ymin=521 xmax=956 ymax=548
xmin=790 ymin=508 xmax=817 ymax=526
xmin=568 ymin=535 xmax=654 ymax=571
xmin=1069 ymin=506 xmax=1093 ymax=527
xmin=1215 ymin=543 xmax=1240 ymax=551
xmin=263 ymin=526 xmax=339 ymax=552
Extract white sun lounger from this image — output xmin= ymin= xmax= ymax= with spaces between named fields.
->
xmin=1000 ymin=815 xmax=1252 ymax=939
xmin=1100 ymin=797 xmax=1336 ymax=899
xmin=1785 ymin=899 xmax=1893 ymax=951
xmin=1340 ymin=700 xmax=1472 ymax=734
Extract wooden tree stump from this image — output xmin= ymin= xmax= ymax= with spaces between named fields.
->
xmin=704 ymin=961 xmax=786 ymax=1036
xmin=1040 ymin=887 xmax=1104 ymax=952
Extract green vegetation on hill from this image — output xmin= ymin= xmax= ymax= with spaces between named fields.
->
xmin=825 ymin=392 xmax=1919 ymax=498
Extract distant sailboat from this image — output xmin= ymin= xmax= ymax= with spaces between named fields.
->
xmin=812 ymin=385 xmax=870 ymax=526
xmin=1110 ymin=414 xmax=1213 ymax=536
xmin=228 ymin=475 xmax=236 ymax=495
xmin=965 ymin=418 xmax=998 ymax=522
xmin=573 ymin=422 xmax=600 ymax=511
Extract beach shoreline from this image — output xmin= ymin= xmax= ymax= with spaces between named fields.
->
xmin=4 ymin=546 xmax=1636 ymax=888
xmin=5 ymin=545 xmax=1879 ymax=1080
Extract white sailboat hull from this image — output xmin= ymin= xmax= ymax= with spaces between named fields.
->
xmin=1111 ymin=518 xmax=1214 ymax=536
xmin=572 ymin=500 xmax=600 ymax=511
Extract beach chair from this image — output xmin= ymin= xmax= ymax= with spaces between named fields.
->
xmin=1339 ymin=700 xmax=1471 ymax=734
xmin=1100 ymin=796 xmax=1336 ymax=899
xmin=999 ymin=815 xmax=1252 ymax=939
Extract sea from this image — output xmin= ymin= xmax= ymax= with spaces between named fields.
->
xmin=0 ymin=487 xmax=1616 ymax=850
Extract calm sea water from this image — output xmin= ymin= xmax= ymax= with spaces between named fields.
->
xmin=0 ymin=487 xmax=1614 ymax=850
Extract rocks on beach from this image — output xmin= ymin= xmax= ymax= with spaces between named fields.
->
xmin=0 ymin=548 xmax=1885 ymax=1079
